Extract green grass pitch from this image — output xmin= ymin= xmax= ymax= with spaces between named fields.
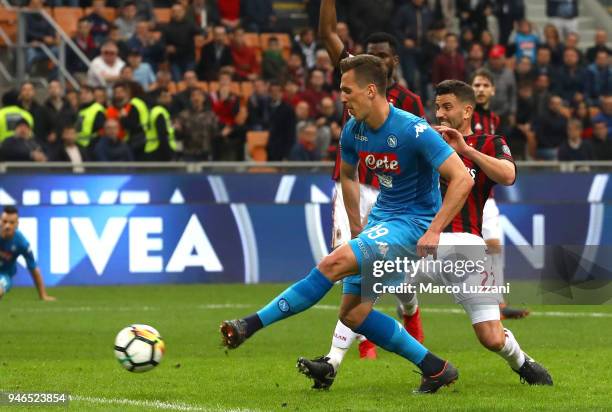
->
xmin=1 ymin=283 xmax=611 ymax=411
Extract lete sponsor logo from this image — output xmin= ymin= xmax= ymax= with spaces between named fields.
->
xmin=359 ymin=152 xmax=400 ymax=174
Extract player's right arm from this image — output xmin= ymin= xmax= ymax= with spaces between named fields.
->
xmin=339 ymin=121 xmax=361 ymax=237
xmin=318 ymin=0 xmax=346 ymax=67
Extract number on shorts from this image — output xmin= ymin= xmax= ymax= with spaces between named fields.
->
xmin=363 ymin=224 xmax=389 ymax=240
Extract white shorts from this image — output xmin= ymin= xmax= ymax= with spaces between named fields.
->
xmin=331 ymin=182 xmax=379 ymax=249
xmin=482 ymin=198 xmax=501 ymax=241
xmin=413 ymin=232 xmax=503 ymax=307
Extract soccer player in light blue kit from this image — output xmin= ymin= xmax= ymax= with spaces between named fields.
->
xmin=0 ymin=206 xmax=55 ymax=301
xmin=221 ymin=55 xmax=473 ymax=393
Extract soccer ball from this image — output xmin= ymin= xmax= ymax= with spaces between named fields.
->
xmin=114 ymin=324 xmax=165 ymax=372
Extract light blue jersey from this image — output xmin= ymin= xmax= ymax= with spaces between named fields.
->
xmin=0 ymin=230 xmax=37 ymax=293
xmin=340 ymin=105 xmax=455 ymax=296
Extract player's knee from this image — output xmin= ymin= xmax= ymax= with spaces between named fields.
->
xmin=477 ymin=330 xmax=505 ymax=351
xmin=317 ymin=252 xmax=352 ymax=282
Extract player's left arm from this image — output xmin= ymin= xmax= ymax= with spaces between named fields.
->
xmin=414 ymin=124 xmax=473 ymax=257
xmin=436 ymin=126 xmax=516 ymax=185
xmin=23 ymin=245 xmax=55 ymax=301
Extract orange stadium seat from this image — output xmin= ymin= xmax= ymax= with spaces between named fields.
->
xmin=197 ymin=81 xmax=209 ymax=92
xmin=0 ymin=8 xmax=17 ymax=46
xmin=83 ymin=7 xmax=116 ymax=21
xmin=53 ymin=7 xmax=84 ymax=36
xmin=153 ymin=8 xmax=171 ymax=24
xmin=243 ymin=32 xmax=261 ymax=49
xmin=246 ymin=131 xmax=269 ymax=162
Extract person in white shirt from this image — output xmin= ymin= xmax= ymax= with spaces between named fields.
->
xmin=87 ymin=41 xmax=125 ymax=88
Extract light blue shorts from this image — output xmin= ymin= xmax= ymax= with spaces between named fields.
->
xmin=343 ymin=208 xmax=430 ymax=297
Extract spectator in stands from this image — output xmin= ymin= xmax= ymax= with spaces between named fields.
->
xmin=218 ymin=0 xmax=241 ymax=30
xmin=558 ymin=119 xmax=593 ymax=161
xmin=542 ymin=24 xmax=564 ymax=65
xmin=418 ymin=20 xmax=446 ymax=99
xmin=294 ymin=100 xmax=311 ymax=124
xmin=261 ymin=36 xmax=287 ymax=82
xmin=535 ymin=45 xmax=558 ymax=82
xmin=267 ymin=82 xmax=296 ymax=161
xmin=176 ymin=88 xmax=219 ymax=161
xmin=0 ymin=119 xmax=46 ymax=162
xmin=487 ymin=45 xmax=517 ymax=128
xmin=241 ymin=0 xmax=277 ymax=33
xmin=494 ymin=0 xmax=525 ymax=46
xmin=298 ymin=69 xmax=331 ymax=118
xmin=432 ymin=33 xmax=466 ymax=85
xmin=127 ymin=50 xmax=156 ymax=91
xmin=25 ymin=0 xmax=59 ymax=77
xmin=511 ymin=81 xmax=536 ymax=160
xmin=171 ymin=70 xmax=202 ymax=115
xmin=314 ymin=96 xmax=336 ymax=158
xmin=67 ymin=18 xmax=97 ymax=74
xmin=231 ymin=27 xmax=260 ymax=81
xmin=247 ymin=79 xmax=272 ymax=131
xmin=591 ymin=120 xmax=612 ymax=160
xmin=314 ymin=49 xmax=335 ymax=91
xmin=94 ymin=86 xmax=108 ymax=106
xmin=108 ymin=24 xmax=130 ymax=61
xmin=292 ymin=28 xmax=318 ymax=70
xmin=509 ymin=19 xmax=539 ymax=63
xmin=87 ymin=41 xmax=125 ymax=88
xmin=585 ymin=50 xmax=612 ymax=107
xmin=573 ymin=100 xmax=593 ymax=139
xmin=546 ymin=0 xmax=578 ymax=40
xmin=556 ymin=47 xmax=586 ymax=104
xmin=283 ymin=80 xmax=301 ymax=107
xmin=127 ymin=20 xmax=165 ymax=70
xmin=210 ymin=69 xmax=242 ymax=160
xmin=533 ymin=72 xmax=554 ymax=118
xmin=134 ymin=0 xmax=154 ymax=22
xmin=187 ymin=0 xmax=220 ymax=32
xmin=43 ymin=81 xmax=76 ymax=147
xmin=113 ymin=81 xmax=148 ymax=159
xmin=163 ymin=3 xmax=202 ymax=82
xmin=565 ymin=32 xmax=584 ymax=63
xmin=18 ymin=82 xmax=48 ymax=144
xmin=115 ymin=0 xmax=138 ymax=41
xmin=196 ymin=25 xmax=233 ymax=81
xmin=48 ymin=125 xmax=89 ymax=169
xmin=515 ymin=56 xmax=537 ymax=85
xmin=85 ymin=0 xmax=112 ymax=48
xmin=93 ymin=118 xmax=133 ymax=161
xmin=534 ymin=95 xmax=568 ymax=160
xmin=145 ymin=89 xmax=176 ymax=161
xmin=146 ymin=69 xmax=173 ymax=105
xmin=586 ymin=30 xmax=611 ymax=64
xmin=593 ymin=95 xmax=612 ymax=135
xmin=289 ymin=121 xmax=320 ymax=161
xmin=287 ymin=52 xmax=306 ymax=89
xmin=465 ymin=43 xmax=486 ymax=82
xmin=119 ymin=65 xmax=134 ymax=82
xmin=76 ymin=85 xmax=106 ymax=153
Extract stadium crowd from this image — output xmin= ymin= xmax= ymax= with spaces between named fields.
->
xmin=1 ymin=0 xmax=611 ymax=163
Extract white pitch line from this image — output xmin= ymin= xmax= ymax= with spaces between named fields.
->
xmin=70 ymin=395 xmax=257 ymax=412
xmin=5 ymin=303 xmax=612 ymax=318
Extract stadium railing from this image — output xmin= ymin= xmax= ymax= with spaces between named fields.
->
xmin=0 ymin=161 xmax=611 ymax=174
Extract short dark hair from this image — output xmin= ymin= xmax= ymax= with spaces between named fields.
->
xmin=365 ymin=32 xmax=400 ymax=54
xmin=470 ymin=68 xmax=495 ymax=86
xmin=340 ymin=54 xmax=388 ymax=95
xmin=3 ymin=206 xmax=18 ymax=215
xmin=435 ymin=80 xmax=476 ymax=106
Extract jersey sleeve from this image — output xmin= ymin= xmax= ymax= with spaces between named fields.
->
xmin=18 ymin=234 xmax=38 ymax=271
xmin=490 ymin=135 xmax=515 ymax=163
xmin=339 ymin=121 xmax=359 ymax=166
xmin=413 ymin=121 xmax=455 ymax=170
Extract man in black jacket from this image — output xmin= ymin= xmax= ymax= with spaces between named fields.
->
xmin=196 ymin=25 xmax=233 ymax=81
xmin=0 ymin=119 xmax=47 ymax=162
xmin=266 ymin=82 xmax=296 ymax=161
xmin=49 ymin=124 xmax=89 ymax=166
xmin=162 ymin=3 xmax=202 ymax=81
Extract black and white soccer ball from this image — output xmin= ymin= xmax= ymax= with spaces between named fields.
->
xmin=114 ymin=324 xmax=165 ymax=372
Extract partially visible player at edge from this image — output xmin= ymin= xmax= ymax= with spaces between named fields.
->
xmin=0 ymin=206 xmax=55 ymax=301
xmin=321 ymin=0 xmax=427 ymax=360
xmin=298 ymin=80 xmax=552 ymax=390
xmin=220 ymin=54 xmax=474 ymax=394
xmin=471 ymin=68 xmax=530 ymax=320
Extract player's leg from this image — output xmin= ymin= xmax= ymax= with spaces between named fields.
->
xmin=464 ymin=304 xmax=552 ymax=385
xmin=220 ymin=243 xmax=358 ymax=349
xmin=394 ymin=292 xmax=425 ymax=343
xmin=482 ymin=198 xmax=529 ymax=319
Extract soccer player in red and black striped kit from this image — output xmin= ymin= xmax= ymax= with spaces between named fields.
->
xmin=314 ymin=0 xmax=426 ymax=365
xmin=471 ymin=69 xmax=530 ymax=320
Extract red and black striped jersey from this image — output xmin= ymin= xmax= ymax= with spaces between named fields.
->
xmin=331 ymin=77 xmax=425 ymax=185
xmin=472 ymin=105 xmax=500 ymax=135
xmin=441 ymin=134 xmax=515 ymax=236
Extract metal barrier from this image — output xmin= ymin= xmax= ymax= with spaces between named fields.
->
xmin=0 ymin=161 xmax=610 ymax=174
